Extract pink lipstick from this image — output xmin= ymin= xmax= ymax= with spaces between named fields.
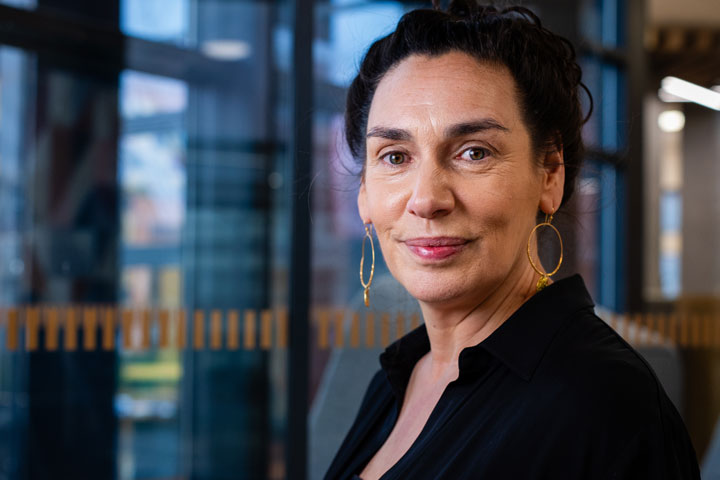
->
xmin=404 ymin=237 xmax=468 ymax=260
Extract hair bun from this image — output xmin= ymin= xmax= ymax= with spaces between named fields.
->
xmin=447 ymin=0 xmax=477 ymax=17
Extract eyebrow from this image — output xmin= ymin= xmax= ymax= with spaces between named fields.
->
xmin=366 ymin=118 xmax=509 ymax=141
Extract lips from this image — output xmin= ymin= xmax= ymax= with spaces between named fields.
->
xmin=404 ymin=237 xmax=469 ymax=260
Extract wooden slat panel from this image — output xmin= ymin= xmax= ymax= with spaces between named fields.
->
xmin=350 ymin=312 xmax=360 ymax=348
xmin=680 ymin=312 xmax=689 ymax=347
xmin=177 ymin=309 xmax=187 ymax=349
xmin=365 ymin=312 xmax=375 ymax=348
xmin=380 ymin=313 xmax=390 ymax=347
xmin=656 ymin=313 xmax=666 ymax=345
xmin=83 ymin=307 xmax=98 ymax=351
xmin=45 ymin=307 xmax=60 ymax=351
xmin=396 ymin=312 xmax=405 ymax=340
xmin=26 ymin=307 xmax=39 ymax=352
xmin=193 ymin=310 xmax=205 ymax=350
xmin=210 ymin=310 xmax=222 ymax=350
xmin=334 ymin=310 xmax=344 ymax=348
xmin=65 ymin=307 xmax=78 ymax=351
xmin=668 ymin=313 xmax=677 ymax=344
xmin=317 ymin=309 xmax=329 ymax=350
xmin=7 ymin=308 xmax=19 ymax=351
xmin=244 ymin=310 xmax=256 ymax=350
xmin=410 ymin=312 xmax=420 ymax=331
xmin=260 ymin=310 xmax=272 ymax=350
xmin=227 ymin=310 xmax=240 ymax=350
xmin=122 ymin=309 xmax=133 ymax=350
xmin=692 ymin=314 xmax=701 ymax=348
xmin=158 ymin=309 xmax=170 ymax=349
xmin=141 ymin=309 xmax=151 ymax=350
xmin=702 ymin=314 xmax=712 ymax=348
xmin=102 ymin=307 xmax=115 ymax=351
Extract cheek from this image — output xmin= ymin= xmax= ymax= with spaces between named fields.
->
xmin=365 ymin=181 xmax=407 ymax=222
xmin=461 ymin=174 xmax=536 ymax=237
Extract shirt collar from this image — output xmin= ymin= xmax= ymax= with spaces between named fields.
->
xmin=379 ymin=274 xmax=595 ymax=398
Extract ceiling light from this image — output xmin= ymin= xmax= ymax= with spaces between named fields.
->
xmin=658 ymin=110 xmax=685 ymax=133
xmin=201 ymin=40 xmax=251 ymax=61
xmin=660 ymin=76 xmax=720 ymax=111
xmin=658 ymin=88 xmax=689 ymax=103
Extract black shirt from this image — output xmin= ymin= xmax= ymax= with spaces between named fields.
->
xmin=324 ymin=275 xmax=701 ymax=480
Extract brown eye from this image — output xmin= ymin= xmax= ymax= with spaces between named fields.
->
xmin=386 ymin=152 xmax=405 ymax=165
xmin=466 ymin=147 xmax=488 ymax=161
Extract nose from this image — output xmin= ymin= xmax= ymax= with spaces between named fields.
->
xmin=406 ymin=162 xmax=455 ymax=219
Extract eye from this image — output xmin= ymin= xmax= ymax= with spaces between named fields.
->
xmin=382 ymin=152 xmax=406 ymax=165
xmin=460 ymin=147 xmax=489 ymax=162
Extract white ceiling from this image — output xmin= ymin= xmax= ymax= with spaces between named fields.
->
xmin=649 ymin=0 xmax=720 ymax=26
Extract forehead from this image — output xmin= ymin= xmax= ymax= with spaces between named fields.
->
xmin=367 ymin=51 xmax=523 ymax=133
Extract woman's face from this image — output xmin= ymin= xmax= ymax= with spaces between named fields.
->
xmin=358 ymin=51 xmax=563 ymax=307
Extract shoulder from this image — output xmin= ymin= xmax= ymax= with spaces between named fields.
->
xmin=533 ymin=309 xmax=701 ymax=476
xmin=538 ymin=307 xmax=666 ymax=423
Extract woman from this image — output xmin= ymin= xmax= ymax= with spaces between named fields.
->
xmin=325 ymin=2 xmax=700 ymax=479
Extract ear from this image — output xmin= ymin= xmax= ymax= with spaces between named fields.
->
xmin=538 ymin=145 xmax=565 ymax=215
xmin=357 ymin=181 xmax=371 ymax=224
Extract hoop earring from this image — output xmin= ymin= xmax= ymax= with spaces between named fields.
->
xmin=526 ymin=210 xmax=563 ymax=292
xmin=359 ymin=223 xmax=375 ymax=307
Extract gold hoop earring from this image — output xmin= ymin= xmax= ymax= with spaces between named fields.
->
xmin=359 ymin=223 xmax=376 ymax=307
xmin=526 ymin=211 xmax=563 ymax=292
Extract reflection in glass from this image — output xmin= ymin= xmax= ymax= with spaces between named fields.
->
xmin=117 ymin=70 xmax=188 ymax=480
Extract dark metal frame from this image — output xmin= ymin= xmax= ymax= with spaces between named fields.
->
xmin=287 ymin=1 xmax=314 ymax=478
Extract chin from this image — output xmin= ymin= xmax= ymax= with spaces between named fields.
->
xmin=398 ymin=270 xmax=474 ymax=305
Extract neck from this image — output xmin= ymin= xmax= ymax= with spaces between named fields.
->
xmin=418 ymin=264 xmax=540 ymax=379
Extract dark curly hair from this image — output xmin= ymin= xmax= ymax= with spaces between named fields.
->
xmin=345 ymin=0 xmax=593 ymax=208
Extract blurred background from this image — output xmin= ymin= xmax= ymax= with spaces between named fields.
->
xmin=0 ymin=0 xmax=719 ymax=479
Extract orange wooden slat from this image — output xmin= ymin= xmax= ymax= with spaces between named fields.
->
xmin=244 ymin=310 xmax=257 ymax=350
xmin=702 ymin=314 xmax=712 ymax=348
xmin=26 ymin=307 xmax=40 ymax=352
xmin=65 ymin=307 xmax=78 ymax=351
xmin=656 ymin=313 xmax=666 ymax=345
xmin=7 ymin=308 xmax=19 ymax=351
xmin=380 ymin=313 xmax=390 ymax=347
xmin=646 ymin=313 xmax=656 ymax=346
xmin=122 ymin=309 xmax=133 ymax=350
xmin=350 ymin=312 xmax=360 ymax=348
xmin=102 ymin=307 xmax=115 ymax=351
xmin=669 ymin=313 xmax=678 ymax=345
xmin=396 ymin=312 xmax=405 ymax=340
xmin=177 ymin=309 xmax=187 ymax=349
xmin=691 ymin=314 xmax=701 ymax=348
xmin=317 ymin=309 xmax=329 ymax=350
xmin=83 ymin=307 xmax=97 ymax=351
xmin=210 ymin=310 xmax=222 ymax=350
xmin=334 ymin=310 xmax=345 ymax=348
xmin=260 ymin=310 xmax=273 ymax=350
xmin=45 ymin=307 xmax=60 ymax=351
xmin=680 ymin=312 xmax=689 ymax=347
xmin=629 ymin=313 xmax=641 ymax=345
xmin=140 ymin=309 xmax=151 ymax=350
xmin=227 ymin=310 xmax=240 ymax=350
xmin=410 ymin=312 xmax=420 ymax=331
xmin=193 ymin=310 xmax=205 ymax=350
xmin=158 ymin=309 xmax=170 ymax=349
